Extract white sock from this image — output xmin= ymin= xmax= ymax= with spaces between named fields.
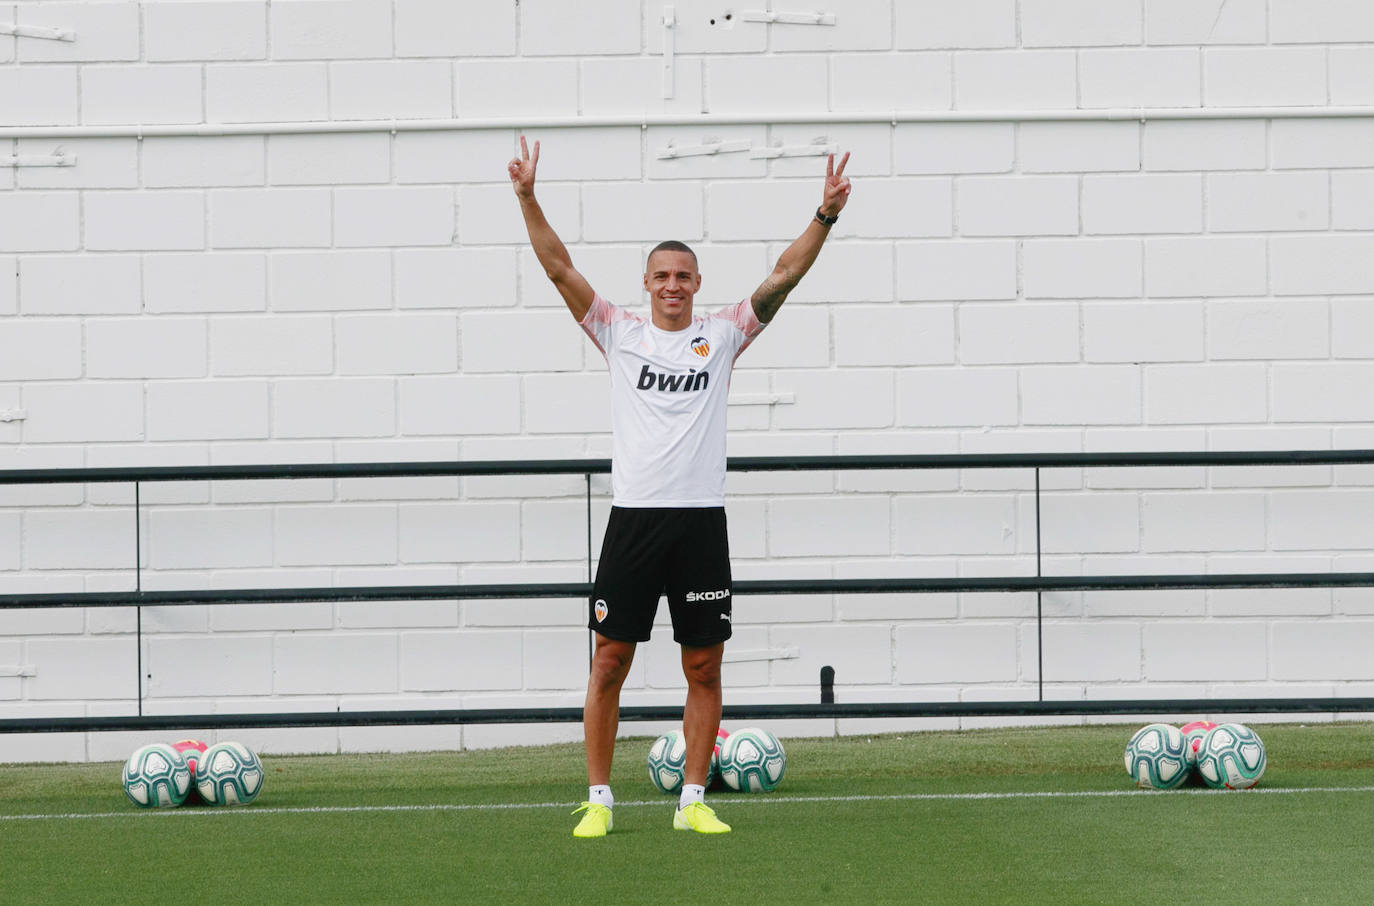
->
xmin=588 ymin=785 xmax=613 ymax=808
xmin=679 ymin=783 xmax=705 ymax=810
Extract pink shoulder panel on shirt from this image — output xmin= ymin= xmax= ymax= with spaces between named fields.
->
xmin=709 ymin=298 xmax=766 ymax=360
xmin=580 ymin=294 xmax=640 ymax=356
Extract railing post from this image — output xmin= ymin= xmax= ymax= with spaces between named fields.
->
xmin=1034 ymin=467 xmax=1043 ymax=703
xmin=135 ymin=481 xmax=143 ymax=717
xmin=586 ymin=472 xmax=593 ymax=671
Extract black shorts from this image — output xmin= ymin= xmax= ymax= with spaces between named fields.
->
xmin=589 ymin=506 xmax=733 ymax=647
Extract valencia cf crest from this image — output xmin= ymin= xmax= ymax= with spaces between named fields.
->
xmin=594 ymin=599 xmax=609 ymax=623
xmin=689 ymin=336 xmax=710 ymax=358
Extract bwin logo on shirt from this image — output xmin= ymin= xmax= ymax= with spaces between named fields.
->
xmin=636 ymin=364 xmax=709 ymax=393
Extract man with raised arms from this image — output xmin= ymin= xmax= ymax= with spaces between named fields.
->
xmin=507 ymin=136 xmax=851 ymax=837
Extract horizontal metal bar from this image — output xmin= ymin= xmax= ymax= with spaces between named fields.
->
xmin=7 ymin=106 xmax=1374 ymax=141
xmin=0 ymin=459 xmax=612 ymax=485
xmin=3 ymin=449 xmax=1374 ymax=486
xmin=5 ymin=697 xmax=1373 ymax=733
xmin=5 ymin=572 xmax=1374 ymax=610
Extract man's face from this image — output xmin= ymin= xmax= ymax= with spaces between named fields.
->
xmin=643 ymin=249 xmax=701 ymax=330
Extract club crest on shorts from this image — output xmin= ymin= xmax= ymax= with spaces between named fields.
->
xmin=689 ymin=336 xmax=710 ymax=358
xmin=594 ymin=599 xmax=608 ymax=623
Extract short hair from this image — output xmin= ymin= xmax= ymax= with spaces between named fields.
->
xmin=647 ymin=240 xmax=698 ymax=269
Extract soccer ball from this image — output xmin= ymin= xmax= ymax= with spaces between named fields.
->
xmin=708 ymin=728 xmax=730 ymax=791
xmin=172 ymin=738 xmax=211 ymax=803
xmin=122 ymin=743 xmax=192 ymax=808
xmin=647 ymin=730 xmax=693 ymax=794
xmin=196 ymin=741 xmax=265 ymax=806
xmin=718 ymin=727 xmax=786 ymax=792
xmin=1123 ymin=723 xmax=1189 ymax=790
xmin=1179 ymin=721 xmax=1218 ymax=767
xmin=172 ymin=738 xmax=209 ymax=776
xmin=1195 ymin=723 xmax=1266 ymax=790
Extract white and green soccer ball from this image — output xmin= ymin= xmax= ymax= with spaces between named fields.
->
xmin=1180 ymin=720 xmax=1219 ymax=768
xmin=718 ymin=727 xmax=786 ymax=792
xmin=196 ymin=741 xmax=265 ymax=806
xmin=1195 ymin=723 xmax=1266 ymax=790
xmin=647 ymin=730 xmax=691 ymax=794
xmin=122 ymin=743 xmax=192 ymax=808
xmin=1123 ymin=723 xmax=1189 ymax=790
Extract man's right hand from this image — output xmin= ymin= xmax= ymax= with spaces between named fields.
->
xmin=508 ymin=135 xmax=539 ymax=200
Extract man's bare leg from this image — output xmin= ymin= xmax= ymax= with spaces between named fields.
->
xmin=584 ymin=633 xmax=636 ymax=786
xmin=680 ymin=642 xmax=724 ymax=787
xmin=673 ymin=641 xmax=731 ymax=833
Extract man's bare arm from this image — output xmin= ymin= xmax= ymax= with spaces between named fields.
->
xmin=750 ymin=151 xmax=852 ymax=323
xmin=508 ymin=136 xmax=595 ymax=321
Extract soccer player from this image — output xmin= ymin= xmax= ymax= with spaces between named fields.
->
xmin=507 ymin=136 xmax=851 ymax=837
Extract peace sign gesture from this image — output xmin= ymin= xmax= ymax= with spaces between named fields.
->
xmin=819 ymin=151 xmax=852 ymax=219
xmin=508 ymin=135 xmax=540 ymax=200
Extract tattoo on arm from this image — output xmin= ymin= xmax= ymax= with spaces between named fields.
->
xmin=751 ymin=273 xmax=791 ymax=323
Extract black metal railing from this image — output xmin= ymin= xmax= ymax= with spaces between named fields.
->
xmin=4 ymin=450 xmax=1374 ymax=734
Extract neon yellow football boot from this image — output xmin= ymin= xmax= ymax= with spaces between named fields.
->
xmin=672 ymin=800 xmax=731 ymax=834
xmin=571 ymin=802 xmax=613 ymax=838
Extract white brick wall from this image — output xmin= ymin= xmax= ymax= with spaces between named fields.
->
xmin=1205 ymin=48 xmax=1328 ymax=107
xmin=954 ymin=51 xmax=1076 ymax=109
xmin=896 ymin=124 xmax=1014 ymax=174
xmin=0 ymin=321 xmax=80 ymax=381
xmin=1019 ymin=122 xmax=1138 ymax=173
xmin=1270 ymin=0 xmax=1374 ymax=44
xmin=1023 ymin=239 xmax=1142 ymax=299
xmin=395 ymin=0 xmax=516 ymax=58
xmin=1146 ymin=0 xmax=1267 ymax=46
xmin=271 ymin=0 xmax=392 ymax=61
xmin=896 ymin=0 xmax=1015 ymax=50
xmin=206 ymin=63 xmax=329 ymax=123
xmin=87 ymin=318 xmax=208 ymax=379
xmin=7 ymin=2 xmax=1374 ymax=760
xmin=144 ymin=253 xmax=266 ymax=314
xmin=0 ymin=193 xmax=80 ymax=253
xmin=1079 ymin=49 xmax=1201 ymax=108
xmin=147 ymin=381 xmax=270 ymax=441
xmin=16 ymin=3 xmax=140 ymax=64
xmin=1207 ymin=172 xmax=1330 ymax=232
xmin=1144 ymin=121 xmax=1267 ymax=172
xmin=81 ymin=65 xmax=203 ymax=125
xmin=0 ymin=66 xmax=78 ymax=126
xmin=1082 ymin=174 xmax=1202 ymax=235
xmin=144 ymin=1 xmax=269 ymax=63
xmin=143 ymin=137 xmax=265 ymax=189
xmin=212 ymin=189 xmax=331 ymax=249
xmin=1021 ymin=0 xmax=1141 ymax=47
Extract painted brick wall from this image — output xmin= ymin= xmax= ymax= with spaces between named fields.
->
xmin=4 ymin=0 xmax=1374 ymax=760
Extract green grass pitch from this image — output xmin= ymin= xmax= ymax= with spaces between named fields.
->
xmin=4 ymin=723 xmax=1374 ymax=904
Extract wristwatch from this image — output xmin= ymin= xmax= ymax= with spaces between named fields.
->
xmin=814 ymin=208 xmax=839 ymax=226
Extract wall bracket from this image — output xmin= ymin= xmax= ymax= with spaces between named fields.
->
xmin=737 ymin=9 xmax=836 ymax=26
xmin=0 ymin=23 xmax=76 ymax=42
xmin=749 ymin=138 xmax=838 ymax=159
xmin=1 ymin=151 xmax=76 ymax=169
xmin=721 ymin=646 xmax=800 ymax=664
xmin=657 ymin=137 xmax=751 ymax=159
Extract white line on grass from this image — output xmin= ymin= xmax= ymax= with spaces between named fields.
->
xmin=5 ymin=785 xmax=1374 ymax=823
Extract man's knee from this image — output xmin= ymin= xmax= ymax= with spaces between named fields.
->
xmin=681 ymin=643 xmax=723 ymax=688
xmin=590 ymin=635 xmax=636 ymax=688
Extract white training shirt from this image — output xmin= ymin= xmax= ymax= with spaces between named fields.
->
xmin=581 ymin=293 xmax=766 ymax=508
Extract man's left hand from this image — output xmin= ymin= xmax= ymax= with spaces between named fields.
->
xmin=820 ymin=152 xmax=852 ymax=218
